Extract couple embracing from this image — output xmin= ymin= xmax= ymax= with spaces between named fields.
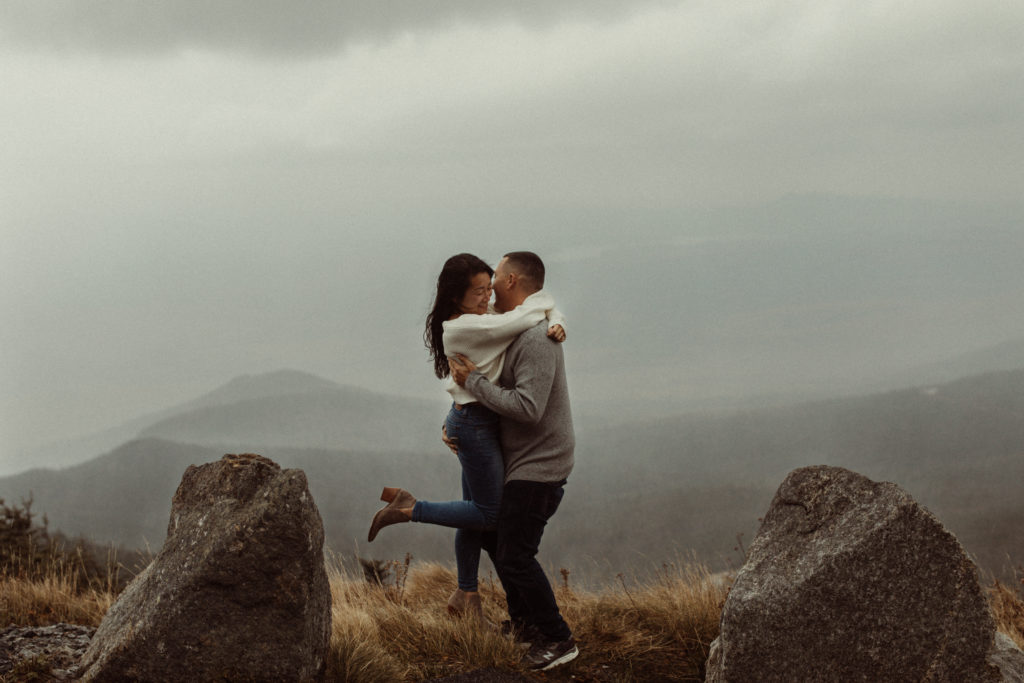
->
xmin=368 ymin=251 xmax=578 ymax=672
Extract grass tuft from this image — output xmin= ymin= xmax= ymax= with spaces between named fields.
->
xmin=0 ymin=569 xmax=113 ymax=627
xmin=988 ymin=566 xmax=1024 ymax=651
xmin=563 ymin=561 xmax=726 ymax=680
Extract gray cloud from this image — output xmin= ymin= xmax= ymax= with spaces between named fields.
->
xmin=0 ymin=0 xmax=672 ymax=56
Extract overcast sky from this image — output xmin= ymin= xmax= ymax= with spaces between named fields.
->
xmin=2 ymin=0 xmax=1023 ymax=461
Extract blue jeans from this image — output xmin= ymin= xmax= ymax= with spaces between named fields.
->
xmin=412 ymin=402 xmax=503 ymax=591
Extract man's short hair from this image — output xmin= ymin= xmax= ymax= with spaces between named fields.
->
xmin=503 ymin=251 xmax=545 ymax=292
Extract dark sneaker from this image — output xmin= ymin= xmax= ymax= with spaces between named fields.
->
xmin=523 ymin=638 xmax=579 ymax=671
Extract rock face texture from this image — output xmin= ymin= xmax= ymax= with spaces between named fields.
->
xmin=705 ymin=465 xmax=1022 ymax=682
xmin=79 ymin=453 xmax=331 ymax=682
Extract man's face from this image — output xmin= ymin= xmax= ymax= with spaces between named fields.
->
xmin=491 ymin=257 xmax=512 ymax=312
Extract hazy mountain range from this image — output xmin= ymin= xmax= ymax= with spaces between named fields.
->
xmin=12 ymin=332 xmax=1024 ymax=477
xmin=10 ymin=370 xmax=447 ymax=475
xmin=7 ymin=195 xmax=1024 ymax=466
xmin=1 ymin=364 xmax=1021 ymax=583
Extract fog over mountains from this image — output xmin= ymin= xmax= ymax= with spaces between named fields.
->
xmin=6 ymin=199 xmax=1024 ymax=582
xmin=3 ymin=363 xmax=1022 ymax=583
xmin=13 ymin=370 xmax=447 ymax=475
xmin=6 ymin=195 xmax=1024 ymax=464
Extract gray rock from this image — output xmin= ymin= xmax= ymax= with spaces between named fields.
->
xmin=706 ymin=465 xmax=1002 ymax=682
xmin=78 ymin=453 xmax=331 ymax=682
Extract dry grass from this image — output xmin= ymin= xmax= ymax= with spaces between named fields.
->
xmin=0 ymin=653 xmax=55 ymax=683
xmin=324 ymin=556 xmax=727 ymax=681
xmin=325 ymin=558 xmax=524 ymax=681
xmin=0 ymin=569 xmax=113 ymax=627
xmin=4 ymin=556 xmax=1023 ymax=682
xmin=561 ymin=563 xmax=727 ymax=680
xmin=989 ymin=567 xmax=1024 ymax=651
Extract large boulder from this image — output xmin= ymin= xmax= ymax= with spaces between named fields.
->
xmin=706 ymin=465 xmax=1024 ymax=682
xmin=79 ymin=453 xmax=331 ymax=682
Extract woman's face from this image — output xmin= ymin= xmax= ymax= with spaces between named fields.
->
xmin=457 ymin=271 xmax=493 ymax=316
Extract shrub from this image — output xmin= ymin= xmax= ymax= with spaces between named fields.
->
xmin=0 ymin=496 xmax=146 ymax=596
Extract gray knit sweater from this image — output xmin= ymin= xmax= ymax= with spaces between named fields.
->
xmin=464 ymin=321 xmax=575 ymax=484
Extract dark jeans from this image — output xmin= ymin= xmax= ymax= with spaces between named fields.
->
xmin=482 ymin=479 xmax=572 ymax=642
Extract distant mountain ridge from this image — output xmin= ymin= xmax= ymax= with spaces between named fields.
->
xmin=11 ymin=330 xmax=1024 ymax=474
xmin=575 ymin=336 xmax=1024 ymax=424
xmin=892 ymin=337 xmax=1024 ymax=389
xmin=2 ymin=367 xmax=1021 ymax=581
xmin=8 ymin=370 xmax=446 ymax=475
xmin=138 ymin=380 xmax=443 ymax=454
xmin=0 ymin=437 xmax=461 ymax=566
xmin=566 ymin=367 xmax=1024 ymax=575
xmin=184 ymin=370 xmax=345 ymax=409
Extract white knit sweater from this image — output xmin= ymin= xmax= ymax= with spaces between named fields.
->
xmin=441 ymin=290 xmax=565 ymax=404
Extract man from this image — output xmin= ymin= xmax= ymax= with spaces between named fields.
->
xmin=449 ymin=251 xmax=578 ymax=672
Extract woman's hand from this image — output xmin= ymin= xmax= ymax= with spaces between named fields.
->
xmin=441 ymin=425 xmax=459 ymax=455
xmin=547 ymin=324 xmax=566 ymax=343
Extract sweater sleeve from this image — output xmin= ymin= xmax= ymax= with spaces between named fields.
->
xmin=442 ymin=290 xmax=558 ymax=360
xmin=443 ymin=293 xmax=548 ymax=348
xmin=546 ymin=306 xmax=567 ymax=332
xmin=464 ymin=331 xmax=556 ymax=424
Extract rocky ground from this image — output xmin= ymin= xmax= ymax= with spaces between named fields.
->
xmin=0 ymin=627 xmax=603 ymax=682
xmin=0 ymin=623 xmax=95 ymax=680
xmin=425 ymin=668 xmax=535 ymax=682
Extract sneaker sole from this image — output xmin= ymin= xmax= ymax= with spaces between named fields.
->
xmin=538 ymin=645 xmax=579 ymax=671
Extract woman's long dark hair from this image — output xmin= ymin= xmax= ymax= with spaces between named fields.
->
xmin=425 ymin=253 xmax=494 ymax=379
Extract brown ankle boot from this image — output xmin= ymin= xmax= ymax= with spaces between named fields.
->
xmin=367 ymin=487 xmax=416 ymax=542
xmin=447 ymin=588 xmax=483 ymax=619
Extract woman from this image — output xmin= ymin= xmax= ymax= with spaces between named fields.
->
xmin=367 ymin=253 xmax=565 ymax=619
